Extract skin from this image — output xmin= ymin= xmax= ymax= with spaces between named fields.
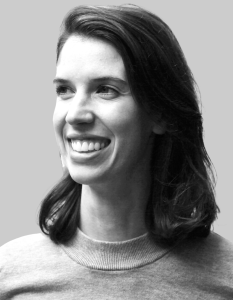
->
xmin=53 ymin=35 xmax=165 ymax=241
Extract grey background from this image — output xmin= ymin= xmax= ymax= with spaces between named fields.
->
xmin=0 ymin=0 xmax=232 ymax=246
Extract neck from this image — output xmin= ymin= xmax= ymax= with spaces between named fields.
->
xmin=79 ymin=171 xmax=151 ymax=242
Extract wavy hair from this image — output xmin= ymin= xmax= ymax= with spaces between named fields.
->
xmin=39 ymin=4 xmax=219 ymax=245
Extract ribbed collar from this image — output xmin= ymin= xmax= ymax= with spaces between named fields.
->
xmin=61 ymin=229 xmax=171 ymax=271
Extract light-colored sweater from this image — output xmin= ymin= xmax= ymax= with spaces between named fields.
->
xmin=0 ymin=229 xmax=233 ymax=299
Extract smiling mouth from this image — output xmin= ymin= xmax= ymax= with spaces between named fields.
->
xmin=69 ymin=139 xmax=110 ymax=153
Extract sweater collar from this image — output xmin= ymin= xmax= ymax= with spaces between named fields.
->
xmin=61 ymin=229 xmax=171 ymax=270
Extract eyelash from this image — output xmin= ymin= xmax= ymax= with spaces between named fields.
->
xmin=96 ymin=85 xmax=119 ymax=95
xmin=56 ymin=86 xmax=73 ymax=96
xmin=55 ymin=85 xmax=119 ymax=99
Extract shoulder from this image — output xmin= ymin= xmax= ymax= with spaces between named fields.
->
xmin=199 ymin=232 xmax=233 ymax=269
xmin=172 ymin=232 xmax=233 ymax=274
xmin=0 ymin=234 xmax=77 ymax=297
xmin=177 ymin=231 xmax=233 ymax=257
xmin=1 ymin=233 xmax=49 ymax=249
xmin=202 ymin=231 xmax=233 ymax=249
xmin=0 ymin=233 xmax=57 ymax=258
xmin=186 ymin=232 xmax=233 ymax=259
xmin=0 ymin=233 xmax=64 ymax=275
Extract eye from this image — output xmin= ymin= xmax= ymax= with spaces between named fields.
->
xmin=96 ymin=85 xmax=119 ymax=99
xmin=56 ymin=85 xmax=74 ymax=100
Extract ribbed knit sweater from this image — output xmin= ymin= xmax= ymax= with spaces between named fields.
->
xmin=0 ymin=229 xmax=233 ymax=299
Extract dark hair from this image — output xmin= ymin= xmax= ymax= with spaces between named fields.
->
xmin=39 ymin=4 xmax=219 ymax=245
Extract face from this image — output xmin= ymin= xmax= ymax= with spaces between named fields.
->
xmin=53 ymin=35 xmax=164 ymax=185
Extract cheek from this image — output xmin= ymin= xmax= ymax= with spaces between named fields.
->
xmin=101 ymin=101 xmax=153 ymax=153
xmin=109 ymin=105 xmax=152 ymax=139
xmin=52 ymin=103 xmax=67 ymax=150
xmin=102 ymin=102 xmax=139 ymax=133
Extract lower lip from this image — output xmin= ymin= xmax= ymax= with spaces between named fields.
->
xmin=68 ymin=142 xmax=110 ymax=162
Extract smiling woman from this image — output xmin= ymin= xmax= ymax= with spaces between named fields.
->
xmin=0 ymin=4 xmax=233 ymax=300
xmin=53 ymin=36 xmax=161 ymax=193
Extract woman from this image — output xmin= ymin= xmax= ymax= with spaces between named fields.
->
xmin=0 ymin=4 xmax=232 ymax=299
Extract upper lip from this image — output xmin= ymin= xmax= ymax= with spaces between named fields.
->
xmin=66 ymin=133 xmax=110 ymax=142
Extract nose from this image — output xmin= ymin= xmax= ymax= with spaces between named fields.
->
xmin=65 ymin=91 xmax=95 ymax=125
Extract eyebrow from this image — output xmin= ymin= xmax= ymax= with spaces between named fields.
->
xmin=53 ymin=76 xmax=128 ymax=87
xmin=53 ymin=78 xmax=71 ymax=85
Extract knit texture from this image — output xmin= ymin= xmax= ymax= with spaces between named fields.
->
xmin=61 ymin=229 xmax=171 ymax=270
xmin=0 ymin=229 xmax=233 ymax=299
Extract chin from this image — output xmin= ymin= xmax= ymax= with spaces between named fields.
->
xmin=68 ymin=166 xmax=108 ymax=186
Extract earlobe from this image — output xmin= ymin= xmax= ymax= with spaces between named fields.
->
xmin=152 ymin=121 xmax=166 ymax=135
xmin=60 ymin=154 xmax=66 ymax=168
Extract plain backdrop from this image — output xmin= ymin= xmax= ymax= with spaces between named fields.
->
xmin=0 ymin=0 xmax=232 ymax=246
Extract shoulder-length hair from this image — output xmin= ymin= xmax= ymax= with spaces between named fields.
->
xmin=39 ymin=4 xmax=219 ymax=245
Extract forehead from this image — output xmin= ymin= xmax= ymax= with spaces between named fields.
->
xmin=56 ymin=35 xmax=126 ymax=81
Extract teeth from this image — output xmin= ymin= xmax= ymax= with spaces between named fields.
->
xmin=81 ymin=142 xmax=89 ymax=152
xmin=71 ymin=139 xmax=108 ymax=152
xmin=88 ymin=142 xmax=94 ymax=151
xmin=72 ymin=141 xmax=81 ymax=152
xmin=94 ymin=142 xmax=100 ymax=150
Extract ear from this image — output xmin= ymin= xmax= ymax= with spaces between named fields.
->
xmin=152 ymin=120 xmax=166 ymax=135
xmin=60 ymin=154 xmax=66 ymax=168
